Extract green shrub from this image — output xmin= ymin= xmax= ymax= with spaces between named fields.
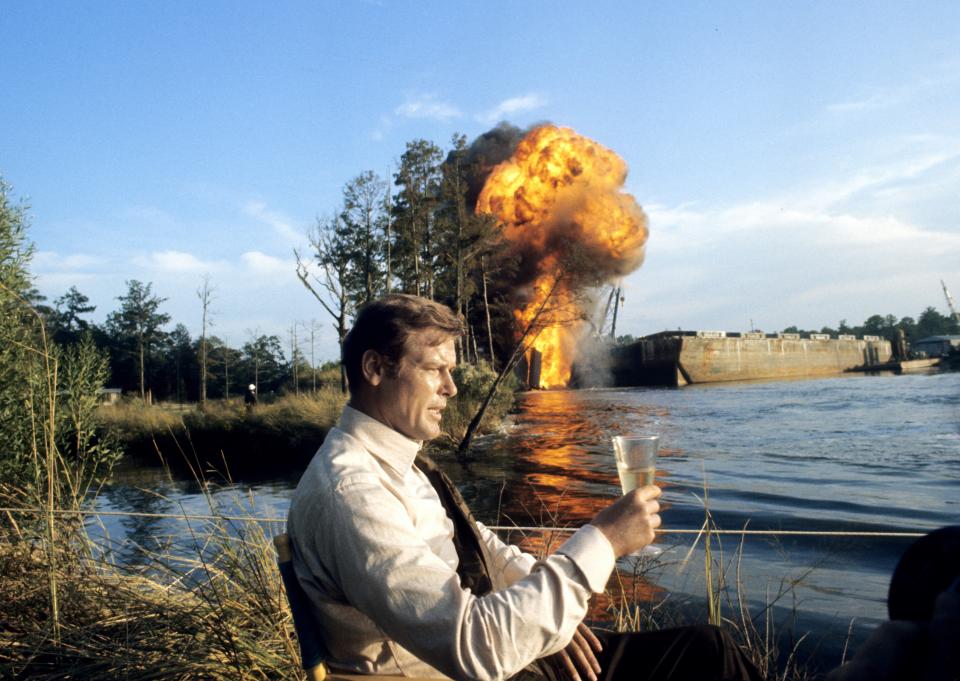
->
xmin=441 ymin=361 xmax=518 ymax=442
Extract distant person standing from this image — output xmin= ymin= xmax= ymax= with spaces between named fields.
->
xmin=244 ymin=383 xmax=257 ymax=409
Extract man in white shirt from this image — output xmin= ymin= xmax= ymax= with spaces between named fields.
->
xmin=288 ymin=294 xmax=761 ymax=681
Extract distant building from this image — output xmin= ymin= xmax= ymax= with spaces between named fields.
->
xmin=99 ymin=388 xmax=122 ymax=405
xmin=911 ymin=335 xmax=960 ymax=357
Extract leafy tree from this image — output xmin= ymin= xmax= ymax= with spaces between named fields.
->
xmin=204 ymin=335 xmax=242 ymax=399
xmin=239 ymin=334 xmax=288 ymax=395
xmin=0 ymin=176 xmax=117 ymax=502
xmin=341 ymin=171 xmax=386 ymax=305
xmin=915 ymin=306 xmax=959 ymax=339
xmin=162 ymin=324 xmax=197 ymax=403
xmin=105 ymin=280 xmax=171 ymax=400
xmin=436 ymin=134 xmax=504 ymax=363
xmin=0 ymin=176 xmax=39 ymax=482
xmin=49 ymin=286 xmax=96 ymax=346
xmin=392 ymin=139 xmax=443 ymax=297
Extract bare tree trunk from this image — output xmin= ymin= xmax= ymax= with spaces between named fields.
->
xmin=197 ymin=276 xmax=214 ymax=405
xmin=471 ymin=323 xmax=479 ymax=365
xmin=385 ymin=167 xmax=393 ymax=293
xmin=481 ymin=255 xmax=495 ymax=370
xmin=290 ymin=324 xmax=299 ymax=396
xmin=310 ymin=321 xmax=317 ymax=393
xmin=138 ymin=335 xmax=145 ymax=400
xmin=338 ymin=310 xmax=347 ymax=393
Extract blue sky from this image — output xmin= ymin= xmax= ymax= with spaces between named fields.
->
xmin=2 ymin=1 xmax=958 ymax=360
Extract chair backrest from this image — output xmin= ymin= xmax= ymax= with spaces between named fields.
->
xmin=274 ymin=533 xmax=447 ymax=681
xmin=274 ymin=532 xmax=329 ymax=681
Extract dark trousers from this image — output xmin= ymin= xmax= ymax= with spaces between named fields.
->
xmin=595 ymin=626 xmax=764 ymax=681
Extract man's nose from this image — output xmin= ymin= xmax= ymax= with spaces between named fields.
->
xmin=440 ymin=370 xmax=457 ymax=398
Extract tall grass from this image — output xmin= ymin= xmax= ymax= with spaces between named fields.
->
xmin=0 ymin=488 xmax=301 ymax=679
xmin=599 ymin=484 xmax=823 ymax=681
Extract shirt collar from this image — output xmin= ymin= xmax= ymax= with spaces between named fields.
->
xmin=337 ymin=404 xmax=422 ymax=475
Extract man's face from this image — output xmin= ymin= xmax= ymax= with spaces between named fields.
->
xmin=372 ymin=331 xmax=458 ymax=442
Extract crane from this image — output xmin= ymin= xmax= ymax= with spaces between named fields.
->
xmin=942 ymin=279 xmax=960 ymax=322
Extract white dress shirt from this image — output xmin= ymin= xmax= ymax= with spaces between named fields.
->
xmin=287 ymin=406 xmax=616 ymax=681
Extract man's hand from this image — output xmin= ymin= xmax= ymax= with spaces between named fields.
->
xmin=589 ymin=485 xmax=662 ymax=557
xmin=549 ymin=623 xmax=603 ymax=681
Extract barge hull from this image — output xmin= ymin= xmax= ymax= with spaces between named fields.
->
xmin=611 ymin=334 xmax=893 ymax=387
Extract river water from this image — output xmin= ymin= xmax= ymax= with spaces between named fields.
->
xmin=92 ymin=370 xmax=959 ymax=666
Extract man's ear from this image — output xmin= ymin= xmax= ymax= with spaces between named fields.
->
xmin=361 ymin=349 xmax=385 ymax=386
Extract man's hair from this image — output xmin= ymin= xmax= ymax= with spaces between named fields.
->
xmin=343 ymin=294 xmax=464 ymax=394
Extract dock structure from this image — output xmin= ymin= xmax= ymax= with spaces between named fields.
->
xmin=610 ymin=331 xmax=893 ymax=387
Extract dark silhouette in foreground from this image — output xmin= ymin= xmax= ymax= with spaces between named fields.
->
xmin=827 ymin=526 xmax=960 ymax=681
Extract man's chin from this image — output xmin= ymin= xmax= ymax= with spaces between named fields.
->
xmin=421 ymin=422 xmax=443 ymax=442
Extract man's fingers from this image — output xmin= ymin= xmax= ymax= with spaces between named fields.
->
xmin=572 ymin=629 xmax=601 ymax=675
xmin=578 ymin=622 xmax=603 ymax=655
xmin=556 ymin=650 xmax=580 ymax=681
xmin=566 ymin=635 xmax=598 ymax=681
xmin=640 ymin=484 xmax=662 ymax=500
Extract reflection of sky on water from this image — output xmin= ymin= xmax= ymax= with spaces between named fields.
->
xmin=90 ymin=464 xmax=296 ymax=568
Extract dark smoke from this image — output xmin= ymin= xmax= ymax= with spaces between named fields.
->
xmin=459 ymin=122 xmax=549 ymax=209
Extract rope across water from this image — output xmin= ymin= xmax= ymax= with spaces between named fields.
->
xmin=0 ymin=507 xmax=927 ymax=538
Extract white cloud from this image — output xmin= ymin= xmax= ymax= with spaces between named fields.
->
xmin=826 ymin=90 xmax=900 ymax=114
xmin=33 ymin=251 xmax=105 ymax=270
xmin=476 ymin=93 xmax=547 ymax=124
xmin=240 ymin=250 xmax=294 ymax=277
xmin=825 ymin=58 xmax=960 ymax=117
xmin=622 ymin=143 xmax=960 ymax=334
xmin=243 ymin=201 xmax=305 ymax=245
xmin=805 ymin=148 xmax=960 ymax=209
xmin=133 ymin=250 xmax=229 ymax=274
xmin=393 ymin=93 xmax=462 ymax=121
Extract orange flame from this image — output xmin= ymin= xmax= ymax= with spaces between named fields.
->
xmin=476 ymin=125 xmax=648 ymax=388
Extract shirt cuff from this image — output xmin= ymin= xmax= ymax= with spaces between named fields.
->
xmin=555 ymin=524 xmax=616 ymax=593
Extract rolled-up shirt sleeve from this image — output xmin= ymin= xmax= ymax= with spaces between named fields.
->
xmin=322 ymin=475 xmax=615 ymax=681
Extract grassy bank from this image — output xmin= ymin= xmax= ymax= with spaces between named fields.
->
xmin=98 ymin=362 xmax=519 ymax=471
xmin=97 ymin=391 xmax=347 ymax=472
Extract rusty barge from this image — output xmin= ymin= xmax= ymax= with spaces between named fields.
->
xmin=608 ymin=331 xmax=893 ymax=387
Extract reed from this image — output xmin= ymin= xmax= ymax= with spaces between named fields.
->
xmin=599 ymin=484 xmax=825 ymax=681
xmin=0 ymin=489 xmax=301 ymax=679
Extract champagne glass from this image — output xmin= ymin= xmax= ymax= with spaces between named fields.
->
xmin=612 ymin=434 xmax=662 ymax=558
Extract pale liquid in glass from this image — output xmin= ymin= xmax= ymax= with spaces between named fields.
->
xmin=617 ymin=464 xmax=656 ymax=494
